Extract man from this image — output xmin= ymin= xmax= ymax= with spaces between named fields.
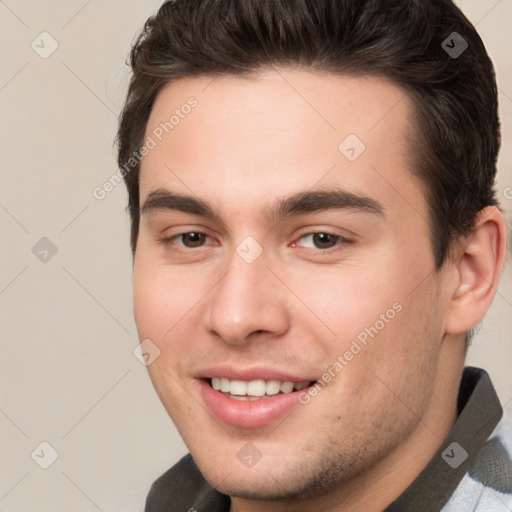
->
xmin=117 ymin=0 xmax=511 ymax=510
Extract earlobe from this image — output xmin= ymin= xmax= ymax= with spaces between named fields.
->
xmin=445 ymin=206 xmax=507 ymax=334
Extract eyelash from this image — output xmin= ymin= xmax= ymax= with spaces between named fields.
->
xmin=160 ymin=231 xmax=353 ymax=255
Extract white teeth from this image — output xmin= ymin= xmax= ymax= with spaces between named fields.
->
xmin=210 ymin=377 xmax=312 ymax=397
xmin=230 ymin=380 xmax=247 ymax=396
xmin=280 ymin=381 xmax=294 ymax=394
xmin=265 ymin=380 xmax=281 ymax=396
xmin=220 ymin=378 xmax=231 ymax=393
xmin=246 ymin=379 xmax=266 ymax=396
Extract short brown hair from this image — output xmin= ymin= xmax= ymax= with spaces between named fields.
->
xmin=117 ymin=0 xmax=500 ymax=269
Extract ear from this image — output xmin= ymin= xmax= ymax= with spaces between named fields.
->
xmin=445 ymin=206 xmax=507 ymax=334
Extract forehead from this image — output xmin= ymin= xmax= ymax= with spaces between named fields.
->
xmin=140 ymin=69 xmax=425 ymax=226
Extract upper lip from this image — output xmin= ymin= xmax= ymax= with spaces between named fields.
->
xmin=194 ymin=365 xmax=318 ymax=383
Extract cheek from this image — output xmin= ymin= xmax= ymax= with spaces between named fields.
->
xmin=133 ymin=272 xmax=168 ymax=339
xmin=133 ymin=261 xmax=192 ymax=341
xmin=132 ymin=263 xmax=200 ymax=403
xmin=296 ymin=260 xmax=440 ymax=378
xmin=133 ymin=259 xmax=215 ymax=376
xmin=282 ymin=265 xmax=394 ymax=339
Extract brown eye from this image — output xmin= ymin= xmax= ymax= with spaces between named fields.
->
xmin=299 ymin=232 xmax=342 ymax=250
xmin=311 ymin=233 xmax=339 ymax=249
xmin=180 ymin=232 xmax=207 ymax=248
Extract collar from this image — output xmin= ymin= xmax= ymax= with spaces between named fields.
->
xmin=384 ymin=367 xmax=502 ymax=511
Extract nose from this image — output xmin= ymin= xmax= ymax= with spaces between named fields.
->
xmin=204 ymin=251 xmax=290 ymax=346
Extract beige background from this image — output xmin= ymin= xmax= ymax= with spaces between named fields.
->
xmin=0 ymin=1 xmax=511 ymax=511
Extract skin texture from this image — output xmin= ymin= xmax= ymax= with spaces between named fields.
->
xmin=133 ymin=69 xmax=506 ymax=512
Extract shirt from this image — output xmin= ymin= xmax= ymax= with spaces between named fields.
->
xmin=144 ymin=367 xmax=512 ymax=512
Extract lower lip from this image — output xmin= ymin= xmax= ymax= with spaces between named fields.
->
xmin=199 ymin=380 xmax=306 ymax=429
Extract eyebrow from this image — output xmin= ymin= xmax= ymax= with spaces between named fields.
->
xmin=140 ymin=187 xmax=385 ymax=222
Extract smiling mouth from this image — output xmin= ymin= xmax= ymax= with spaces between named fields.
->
xmin=207 ymin=377 xmax=317 ymax=401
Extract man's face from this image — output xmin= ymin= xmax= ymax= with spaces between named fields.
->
xmin=134 ymin=69 xmax=451 ymax=499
